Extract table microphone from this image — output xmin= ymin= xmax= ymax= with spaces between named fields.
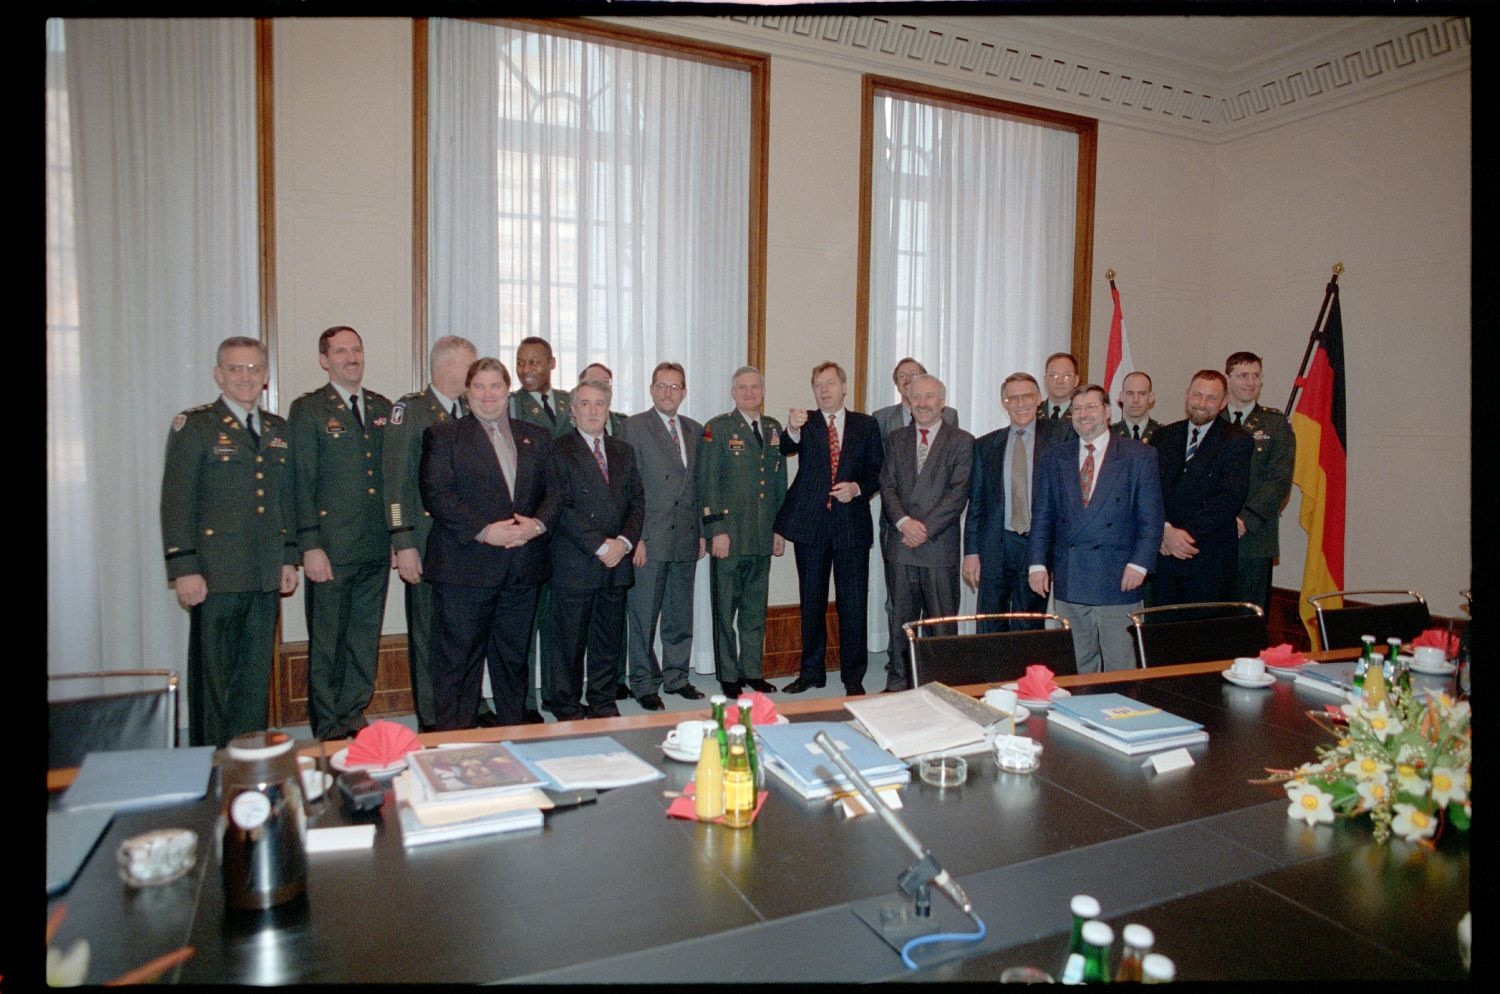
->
xmin=811 ymin=730 xmax=973 ymax=915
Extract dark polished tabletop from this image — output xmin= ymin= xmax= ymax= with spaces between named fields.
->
xmin=45 ymin=656 xmax=1470 ymax=983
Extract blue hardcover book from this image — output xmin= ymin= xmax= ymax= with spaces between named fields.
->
xmin=756 ymin=721 xmax=909 ymax=795
xmin=1048 ymin=693 xmax=1202 ymax=742
xmin=504 ymin=736 xmax=664 ymax=791
xmin=60 ymin=746 xmax=216 ymax=812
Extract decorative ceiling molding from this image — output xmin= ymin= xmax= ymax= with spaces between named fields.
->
xmin=632 ymin=14 xmax=1469 ymax=142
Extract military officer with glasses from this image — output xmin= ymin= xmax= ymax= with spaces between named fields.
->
xmin=161 ymin=337 xmax=299 ymax=747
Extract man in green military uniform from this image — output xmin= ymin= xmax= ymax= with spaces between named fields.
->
xmin=1110 ymin=370 xmax=1163 ymax=443
xmin=289 ymin=325 xmax=393 ymax=740
xmin=383 ymin=335 xmax=476 ymax=732
xmin=1222 ymin=351 xmax=1296 ymax=611
xmin=511 ymin=335 xmax=573 ymax=438
xmin=161 ymin=337 xmax=299 ymax=748
xmin=697 ymin=365 xmax=787 ymax=698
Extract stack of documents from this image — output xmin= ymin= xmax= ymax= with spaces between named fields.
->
xmin=756 ymin=722 xmax=909 ymax=800
xmin=843 ymin=685 xmax=999 ymax=760
xmin=506 ymin=736 xmax=665 ymax=791
xmin=1047 ymin=693 xmax=1207 ymax=755
xmin=397 ymin=743 xmax=550 ymax=847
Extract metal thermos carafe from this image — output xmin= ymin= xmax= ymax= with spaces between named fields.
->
xmin=218 ymin=731 xmax=310 ymax=910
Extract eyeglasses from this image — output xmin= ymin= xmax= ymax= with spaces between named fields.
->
xmin=1001 ymin=393 xmax=1038 ymax=406
xmin=652 ymin=382 xmax=685 ymax=392
xmin=220 ymin=363 xmax=266 ymax=375
xmin=1071 ymin=402 xmax=1106 ymax=414
xmin=1045 ymin=370 xmax=1077 ymax=381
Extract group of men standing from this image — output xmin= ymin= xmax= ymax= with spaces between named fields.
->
xmin=161 ymin=334 xmax=1293 ymax=747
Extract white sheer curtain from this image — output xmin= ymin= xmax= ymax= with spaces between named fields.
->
xmin=865 ymin=93 xmax=1079 ymax=648
xmin=428 ymin=18 xmax=751 ymax=674
xmin=46 ymin=19 xmax=259 ymax=683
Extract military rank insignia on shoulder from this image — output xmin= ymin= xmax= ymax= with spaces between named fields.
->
xmin=1259 ymin=406 xmax=1284 ymax=417
xmin=701 ymin=423 xmax=714 ymax=442
xmin=390 ymin=402 xmax=405 ymax=425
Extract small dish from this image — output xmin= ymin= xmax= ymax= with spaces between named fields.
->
xmin=1409 ymin=659 xmax=1456 ymax=676
xmin=1222 ymin=670 xmax=1276 ymax=689
xmin=661 ymin=739 xmax=701 ymax=763
xmin=918 ymin=754 xmax=968 ymax=788
xmin=329 ymin=747 xmax=409 ymax=777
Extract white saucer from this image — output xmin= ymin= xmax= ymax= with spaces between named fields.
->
xmin=1001 ymin=683 xmax=1070 ymax=710
xmin=661 ymin=739 xmax=702 ymax=763
xmin=1222 ymin=670 xmax=1276 ymax=689
xmin=329 ymin=747 xmax=408 ymax=777
xmin=1265 ymin=664 xmax=1305 ymax=680
xmin=1409 ymin=660 xmax=1456 ymax=676
xmin=993 ymin=703 xmax=1031 ymax=725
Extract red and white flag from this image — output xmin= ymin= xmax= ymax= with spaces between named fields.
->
xmin=1102 ymin=282 xmax=1135 ymax=406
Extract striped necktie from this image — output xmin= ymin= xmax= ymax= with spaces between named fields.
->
xmin=1186 ymin=426 xmax=1201 ymax=461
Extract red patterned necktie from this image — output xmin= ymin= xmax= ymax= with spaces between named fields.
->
xmin=593 ymin=435 xmax=609 ymax=483
xmin=1080 ymin=442 xmax=1096 ymax=507
xmin=827 ymin=414 xmax=840 ymax=509
xmin=917 ymin=427 xmax=930 ymax=473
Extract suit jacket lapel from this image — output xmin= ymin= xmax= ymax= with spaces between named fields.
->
xmin=505 ymin=416 xmax=534 ymax=502
xmin=1181 ymin=420 xmax=1223 ymax=483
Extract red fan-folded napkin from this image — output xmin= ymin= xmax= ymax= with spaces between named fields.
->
xmin=1260 ymin=644 xmax=1306 ymax=669
xmin=1412 ymin=628 xmax=1460 ymax=655
xmin=734 ymin=691 xmax=779 ymax=726
xmin=345 ymin=720 xmax=422 ymax=767
xmin=1015 ymin=665 xmax=1058 ymax=701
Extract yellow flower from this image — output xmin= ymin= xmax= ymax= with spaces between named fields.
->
xmin=1286 ymin=782 xmax=1335 ymax=826
xmin=1390 ymin=803 xmax=1437 ymax=843
xmin=1430 ymin=766 xmax=1467 ymax=807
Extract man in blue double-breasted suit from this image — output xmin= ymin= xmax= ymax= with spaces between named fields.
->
xmin=1027 ymin=384 xmax=1164 ymax=673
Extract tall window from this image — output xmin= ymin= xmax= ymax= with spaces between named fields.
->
xmin=862 ymin=78 xmax=1096 ymax=438
xmin=427 ymin=18 xmax=759 ymax=416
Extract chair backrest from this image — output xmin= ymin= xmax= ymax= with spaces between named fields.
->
xmin=1128 ymin=602 xmax=1266 ymax=668
xmin=1308 ymin=590 xmax=1430 ymax=651
xmin=905 ymin=614 xmax=1077 ymax=687
xmin=48 ymin=670 xmax=179 ymax=769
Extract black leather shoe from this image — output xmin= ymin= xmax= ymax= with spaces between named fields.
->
xmin=664 ymin=683 xmax=705 ymax=700
xmin=719 ymin=681 xmax=743 ymax=698
xmin=881 ymin=684 xmax=909 ymax=694
xmin=616 ymin=684 xmax=632 ymax=701
xmin=637 ymin=693 xmax=666 ymax=712
xmin=475 ymin=706 xmax=501 ymax=728
xmin=523 ymin=709 xmax=546 ymax=724
xmin=843 ymin=683 xmax=865 ymax=696
xmin=744 ymin=678 xmax=777 ymax=694
xmin=782 ymin=677 xmax=826 ymax=694
xmin=587 ymin=703 xmax=622 ymax=719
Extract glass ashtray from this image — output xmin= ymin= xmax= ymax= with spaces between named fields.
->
xmin=994 ymin=734 xmax=1043 ymax=774
xmin=117 ymin=828 xmax=198 ymax=887
xmin=918 ymin=754 xmax=968 ymax=788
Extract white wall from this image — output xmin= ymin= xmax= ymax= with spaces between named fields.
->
xmin=268 ymin=18 xmax=1471 ymax=635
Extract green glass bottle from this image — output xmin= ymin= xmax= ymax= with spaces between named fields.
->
xmin=1080 ymin=920 xmax=1113 ymax=983
xmin=736 ymin=698 xmax=762 ymax=788
xmin=1060 ymin=894 xmax=1101 ymax=984
xmin=709 ymin=694 xmax=730 ymax=763
xmin=1353 ymin=635 xmax=1375 ymax=690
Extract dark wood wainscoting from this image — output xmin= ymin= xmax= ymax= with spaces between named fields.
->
xmin=273 ymin=635 xmax=415 ymax=727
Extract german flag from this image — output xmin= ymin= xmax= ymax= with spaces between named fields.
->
xmin=1291 ymin=286 xmax=1347 ymax=642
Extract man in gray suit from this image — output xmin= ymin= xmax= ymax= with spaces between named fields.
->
xmin=620 ymin=362 xmax=707 ymax=709
xmin=879 ymin=375 xmax=974 ymax=692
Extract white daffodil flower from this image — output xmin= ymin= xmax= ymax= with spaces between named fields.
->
xmin=1391 ymin=802 xmax=1438 ymax=843
xmin=1286 ymin=782 xmax=1335 ymax=826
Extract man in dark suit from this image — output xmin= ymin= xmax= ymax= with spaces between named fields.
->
xmin=288 ymin=325 xmax=392 ymax=740
xmin=620 ymin=362 xmax=706 ymax=709
xmin=1110 ymin=370 xmax=1163 ymax=443
xmin=1028 ymin=384 xmax=1164 ymax=673
xmin=1221 ymin=351 xmax=1295 ymax=611
xmin=963 ymin=372 xmax=1067 ymax=633
xmin=420 ymin=357 xmax=557 ymax=729
xmin=775 ymin=361 xmax=884 ymax=695
xmin=544 ymin=378 xmax=645 ymax=720
xmin=384 ymin=334 xmax=477 ymax=732
xmin=1151 ymin=370 xmax=1254 ymax=607
xmin=161 ymin=337 xmax=299 ymax=747
xmin=880 ymin=375 xmax=974 ymax=692
xmin=580 ymin=363 xmax=629 ymax=438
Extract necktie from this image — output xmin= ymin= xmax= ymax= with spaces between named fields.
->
xmin=1080 ymin=442 xmax=1096 ymax=507
xmin=1186 ymin=426 xmax=1201 ymax=461
xmin=593 ymin=435 xmax=610 ymax=483
xmin=917 ymin=427 xmax=930 ymax=473
xmin=1009 ymin=429 xmax=1029 ymax=533
xmin=246 ymin=410 xmax=259 ymax=446
xmin=827 ymin=414 xmax=841 ymax=510
xmin=484 ymin=420 xmax=516 ymax=497
xmin=451 ymin=401 xmax=460 ymax=418
xmin=1052 ymin=405 xmax=1061 ymax=420
xmin=349 ymin=393 xmax=364 ymax=430
xmin=541 ymin=393 xmax=556 ymax=425
xmin=752 ymin=420 xmax=763 ymax=447
xmin=1233 ymin=411 xmax=1243 ymax=426
xmin=668 ymin=417 xmax=683 ymax=464
xmin=1132 ymin=424 xmax=1141 ymax=440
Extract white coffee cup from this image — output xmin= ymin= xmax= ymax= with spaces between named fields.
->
xmin=1413 ymin=645 xmax=1448 ymax=668
xmin=1230 ymin=657 xmax=1265 ymax=680
xmin=984 ymin=687 xmax=1019 ymax=716
xmin=665 ymin=719 xmax=709 ymax=755
xmin=297 ymin=755 xmax=331 ymax=801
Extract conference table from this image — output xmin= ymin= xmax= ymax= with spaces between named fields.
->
xmin=46 ymin=653 xmax=1469 ymax=983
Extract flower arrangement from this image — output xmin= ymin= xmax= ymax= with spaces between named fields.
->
xmin=1258 ymin=682 xmax=1471 ymax=846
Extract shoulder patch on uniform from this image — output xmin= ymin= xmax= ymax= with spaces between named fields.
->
xmin=172 ymin=413 xmax=188 ymax=432
xmin=390 ymin=402 xmax=405 ymax=425
xmin=701 ymin=423 xmax=713 ymax=442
